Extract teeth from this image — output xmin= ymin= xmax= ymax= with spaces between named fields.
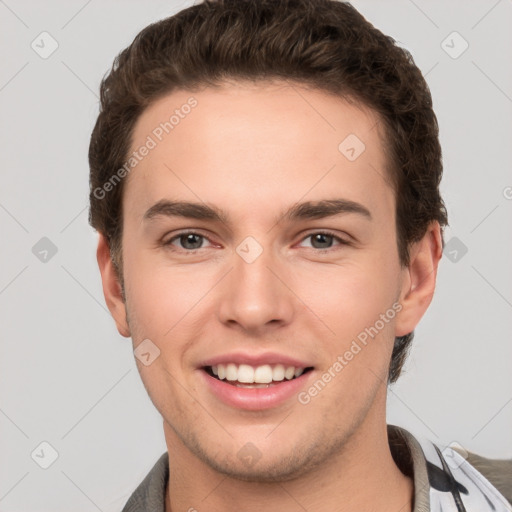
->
xmin=254 ymin=365 xmax=273 ymax=383
xmin=238 ymin=364 xmax=254 ymax=383
xmin=284 ymin=366 xmax=295 ymax=380
xmin=272 ymin=364 xmax=285 ymax=381
xmin=226 ymin=363 xmax=238 ymax=381
xmin=236 ymin=382 xmax=270 ymax=389
xmin=210 ymin=363 xmax=306 ymax=384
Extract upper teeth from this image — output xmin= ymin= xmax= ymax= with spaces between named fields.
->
xmin=211 ymin=364 xmax=304 ymax=383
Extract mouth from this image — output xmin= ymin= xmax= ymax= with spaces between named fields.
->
xmin=203 ymin=363 xmax=314 ymax=388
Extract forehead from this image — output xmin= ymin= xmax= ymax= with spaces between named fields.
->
xmin=124 ymin=81 xmax=394 ymax=225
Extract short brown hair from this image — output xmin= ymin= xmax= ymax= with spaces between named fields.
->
xmin=88 ymin=0 xmax=448 ymax=383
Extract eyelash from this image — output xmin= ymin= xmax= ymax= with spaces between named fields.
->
xmin=162 ymin=230 xmax=350 ymax=253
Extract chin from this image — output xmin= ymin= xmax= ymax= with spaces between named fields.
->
xmin=185 ymin=428 xmax=351 ymax=484
xmin=204 ymin=454 xmax=316 ymax=483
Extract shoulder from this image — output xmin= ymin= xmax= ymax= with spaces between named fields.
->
xmin=454 ymin=448 xmax=512 ymax=507
xmin=121 ymin=452 xmax=169 ymax=512
xmin=388 ymin=425 xmax=512 ymax=511
xmin=421 ymin=437 xmax=512 ymax=511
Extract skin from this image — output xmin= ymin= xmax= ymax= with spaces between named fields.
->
xmin=97 ymin=81 xmax=442 ymax=511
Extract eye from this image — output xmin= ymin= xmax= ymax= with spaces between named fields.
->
xmin=162 ymin=230 xmax=349 ymax=253
xmin=163 ymin=231 xmax=213 ymax=251
xmin=298 ymin=231 xmax=349 ymax=251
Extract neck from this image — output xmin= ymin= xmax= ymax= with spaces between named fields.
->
xmin=164 ymin=391 xmax=413 ymax=512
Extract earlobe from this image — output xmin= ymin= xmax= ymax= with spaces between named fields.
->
xmin=96 ymin=233 xmax=131 ymax=338
xmin=395 ymin=222 xmax=443 ymax=337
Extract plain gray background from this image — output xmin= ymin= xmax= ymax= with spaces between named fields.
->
xmin=1 ymin=0 xmax=511 ymax=510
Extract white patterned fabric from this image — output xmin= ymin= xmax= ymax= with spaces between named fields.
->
xmin=415 ymin=434 xmax=512 ymax=512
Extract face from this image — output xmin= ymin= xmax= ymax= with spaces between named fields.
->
xmin=100 ymin=81 xmax=435 ymax=481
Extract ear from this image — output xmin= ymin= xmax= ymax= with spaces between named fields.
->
xmin=395 ymin=221 xmax=443 ymax=337
xmin=96 ymin=233 xmax=131 ymax=338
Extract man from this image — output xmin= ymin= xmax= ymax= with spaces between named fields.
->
xmin=88 ymin=0 xmax=512 ymax=510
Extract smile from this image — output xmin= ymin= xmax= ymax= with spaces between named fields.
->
xmin=206 ymin=363 xmax=311 ymax=388
xmin=200 ymin=362 xmax=314 ymax=410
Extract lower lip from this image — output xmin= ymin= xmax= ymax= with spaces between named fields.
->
xmin=200 ymin=369 xmax=312 ymax=411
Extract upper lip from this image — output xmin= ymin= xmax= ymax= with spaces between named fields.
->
xmin=200 ymin=351 xmax=313 ymax=369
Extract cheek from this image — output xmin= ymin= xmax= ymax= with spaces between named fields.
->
xmin=122 ymin=243 xmax=210 ymax=335
xmin=293 ymin=256 xmax=400 ymax=340
xmin=296 ymin=264 xmax=399 ymax=408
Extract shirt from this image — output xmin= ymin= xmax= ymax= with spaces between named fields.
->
xmin=121 ymin=425 xmax=512 ymax=511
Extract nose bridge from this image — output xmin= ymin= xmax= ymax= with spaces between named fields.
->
xmin=217 ymin=235 xmax=293 ymax=330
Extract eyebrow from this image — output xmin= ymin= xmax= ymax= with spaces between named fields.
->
xmin=142 ymin=198 xmax=372 ymax=225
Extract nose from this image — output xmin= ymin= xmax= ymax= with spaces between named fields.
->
xmin=216 ymin=240 xmax=295 ymax=334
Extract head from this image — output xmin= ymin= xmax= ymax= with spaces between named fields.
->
xmin=90 ymin=0 xmax=447 ymax=481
